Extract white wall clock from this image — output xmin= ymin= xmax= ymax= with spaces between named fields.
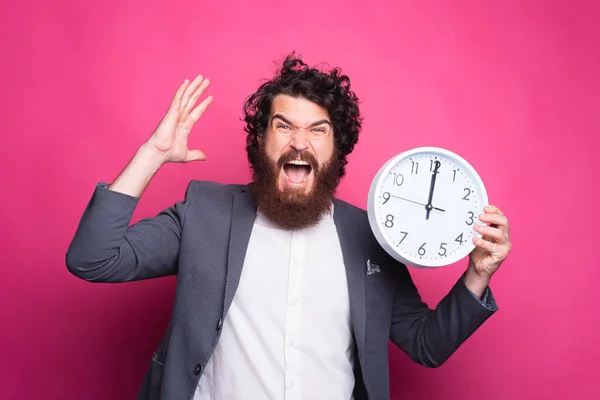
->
xmin=367 ymin=147 xmax=488 ymax=268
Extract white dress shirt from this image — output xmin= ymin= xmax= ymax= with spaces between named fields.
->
xmin=194 ymin=206 xmax=355 ymax=399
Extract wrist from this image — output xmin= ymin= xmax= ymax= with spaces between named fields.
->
xmin=464 ymin=264 xmax=491 ymax=299
xmin=107 ymin=143 xmax=166 ymax=198
xmin=138 ymin=142 xmax=169 ymax=171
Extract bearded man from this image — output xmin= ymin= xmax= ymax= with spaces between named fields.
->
xmin=66 ymin=54 xmax=511 ymax=400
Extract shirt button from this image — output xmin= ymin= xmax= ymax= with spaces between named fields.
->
xmin=216 ymin=318 xmax=223 ymax=331
xmin=193 ymin=364 xmax=203 ymax=376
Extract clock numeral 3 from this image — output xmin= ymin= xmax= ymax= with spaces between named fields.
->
xmin=438 ymin=242 xmax=447 ymax=256
xmin=465 ymin=211 xmax=475 ymax=225
xmin=418 ymin=243 xmax=426 ymax=256
xmin=385 ymin=214 xmax=394 ymax=228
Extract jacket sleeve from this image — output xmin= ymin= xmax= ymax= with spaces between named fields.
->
xmin=65 ymin=182 xmax=194 ymax=283
xmin=389 ymin=264 xmax=498 ymax=368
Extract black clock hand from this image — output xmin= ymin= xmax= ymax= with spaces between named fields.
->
xmin=425 ymin=160 xmax=441 ymax=220
xmin=390 ymin=194 xmax=445 ymax=212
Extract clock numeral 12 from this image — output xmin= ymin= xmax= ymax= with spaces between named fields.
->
xmin=430 ymin=159 xmax=440 ymax=172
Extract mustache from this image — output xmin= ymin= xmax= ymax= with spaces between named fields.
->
xmin=277 ymin=150 xmax=318 ymax=171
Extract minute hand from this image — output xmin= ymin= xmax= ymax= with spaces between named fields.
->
xmin=426 ymin=161 xmax=441 ymax=219
xmin=390 ymin=194 xmax=445 ymax=212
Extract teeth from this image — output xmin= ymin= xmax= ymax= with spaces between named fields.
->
xmin=286 ymin=160 xmax=310 ymax=166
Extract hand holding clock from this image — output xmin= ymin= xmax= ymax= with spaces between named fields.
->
xmin=464 ymin=204 xmax=512 ymax=297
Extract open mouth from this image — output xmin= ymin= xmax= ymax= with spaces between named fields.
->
xmin=283 ymin=160 xmax=313 ymax=184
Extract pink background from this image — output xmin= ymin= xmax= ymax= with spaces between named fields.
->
xmin=1 ymin=0 xmax=599 ymax=398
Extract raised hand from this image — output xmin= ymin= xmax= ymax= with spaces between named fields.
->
xmin=147 ymin=75 xmax=213 ymax=163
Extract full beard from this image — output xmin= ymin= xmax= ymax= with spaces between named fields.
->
xmin=251 ymin=147 xmax=344 ymax=230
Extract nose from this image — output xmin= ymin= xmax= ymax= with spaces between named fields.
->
xmin=290 ymin=128 xmax=310 ymax=152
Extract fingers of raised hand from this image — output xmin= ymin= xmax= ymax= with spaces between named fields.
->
xmin=169 ymin=79 xmax=190 ymax=113
xmin=190 ymin=95 xmax=214 ymax=123
xmin=184 ymin=149 xmax=206 ymax=162
xmin=182 ymin=75 xmax=210 ymax=114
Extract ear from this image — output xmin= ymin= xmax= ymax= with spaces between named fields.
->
xmin=257 ymin=130 xmax=267 ymax=145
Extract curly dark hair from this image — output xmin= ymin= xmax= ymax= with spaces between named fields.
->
xmin=243 ymin=53 xmax=362 ymax=177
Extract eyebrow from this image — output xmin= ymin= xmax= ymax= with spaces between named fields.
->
xmin=271 ymin=113 xmax=332 ymax=128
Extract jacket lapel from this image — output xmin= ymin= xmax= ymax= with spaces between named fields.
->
xmin=333 ymin=200 xmax=367 ymax=355
xmin=223 ymin=187 xmax=257 ymax=316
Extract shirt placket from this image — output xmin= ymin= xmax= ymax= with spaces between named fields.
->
xmin=283 ymin=229 xmax=306 ymax=400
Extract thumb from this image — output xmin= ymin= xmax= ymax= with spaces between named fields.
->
xmin=185 ymin=149 xmax=206 ymax=162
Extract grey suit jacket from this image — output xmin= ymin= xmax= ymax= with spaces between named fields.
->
xmin=66 ymin=180 xmax=497 ymax=400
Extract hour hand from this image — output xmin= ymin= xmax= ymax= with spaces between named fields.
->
xmin=425 ymin=160 xmax=441 ymax=219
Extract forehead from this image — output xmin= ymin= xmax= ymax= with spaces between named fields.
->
xmin=270 ymin=95 xmax=330 ymax=124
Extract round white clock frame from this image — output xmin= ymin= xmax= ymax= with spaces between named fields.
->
xmin=367 ymin=146 xmax=489 ymax=268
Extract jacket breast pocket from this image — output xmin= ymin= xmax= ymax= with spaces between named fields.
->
xmin=365 ymin=259 xmax=393 ymax=285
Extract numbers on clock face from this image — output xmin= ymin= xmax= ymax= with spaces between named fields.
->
xmin=375 ymin=152 xmax=484 ymax=266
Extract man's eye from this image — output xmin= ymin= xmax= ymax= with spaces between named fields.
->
xmin=278 ymin=124 xmax=290 ymax=130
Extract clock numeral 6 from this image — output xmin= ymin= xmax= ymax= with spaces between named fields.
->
xmin=418 ymin=243 xmax=426 ymax=256
xmin=465 ymin=211 xmax=475 ymax=225
xmin=438 ymin=242 xmax=447 ymax=256
xmin=385 ymin=214 xmax=394 ymax=228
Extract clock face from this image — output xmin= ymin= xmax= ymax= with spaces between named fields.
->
xmin=367 ymin=147 xmax=488 ymax=268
